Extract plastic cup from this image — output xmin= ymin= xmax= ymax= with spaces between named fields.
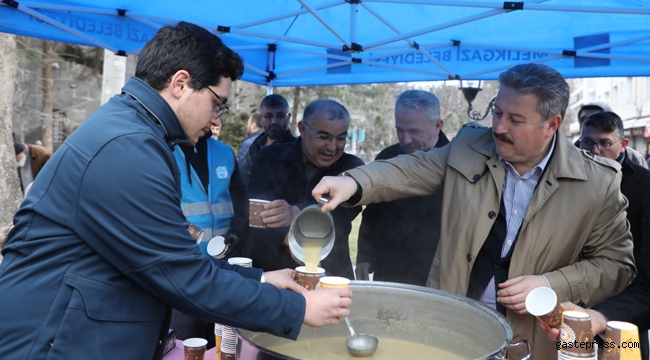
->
xmin=207 ymin=236 xmax=228 ymax=259
xmin=317 ymin=276 xmax=350 ymax=290
xmin=602 ymin=321 xmax=641 ymax=360
xmin=249 ymin=199 xmax=270 ymax=228
xmin=228 ymin=257 xmax=252 ymax=268
xmin=525 ymin=287 xmax=562 ymax=329
xmin=558 ymin=310 xmax=597 ymax=359
xmin=295 ymin=266 xmax=325 ymax=290
xmin=183 ymin=337 xmax=207 ymax=360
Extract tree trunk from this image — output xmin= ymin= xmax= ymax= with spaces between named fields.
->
xmin=0 ymin=33 xmax=24 ymax=226
xmin=291 ymin=86 xmax=301 ymax=134
xmin=41 ymin=40 xmax=54 ymax=152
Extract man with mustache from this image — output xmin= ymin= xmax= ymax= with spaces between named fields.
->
xmin=0 ymin=22 xmax=352 ymax=359
xmin=355 ymin=90 xmax=448 ymax=286
xmin=240 ymin=94 xmax=296 ymax=186
xmin=313 ymin=63 xmax=635 ymax=359
xmin=244 ymin=99 xmax=363 ymax=278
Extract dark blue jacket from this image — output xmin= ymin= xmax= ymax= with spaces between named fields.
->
xmin=0 ymin=77 xmax=304 ymax=360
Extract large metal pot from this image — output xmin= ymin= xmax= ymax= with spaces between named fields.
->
xmin=236 ymin=282 xmax=530 ymax=360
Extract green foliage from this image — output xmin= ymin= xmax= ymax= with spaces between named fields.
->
xmin=55 ymin=43 xmax=104 ymax=75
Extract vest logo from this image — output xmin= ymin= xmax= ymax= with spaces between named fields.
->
xmin=215 ymin=166 xmax=229 ymax=179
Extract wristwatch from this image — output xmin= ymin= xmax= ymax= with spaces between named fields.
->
xmin=260 ymin=272 xmax=266 ymax=283
xmin=339 ymin=171 xmax=363 ymax=204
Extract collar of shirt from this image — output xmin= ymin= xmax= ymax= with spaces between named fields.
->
xmin=617 ymin=149 xmax=626 ymax=165
xmin=498 ymin=133 xmax=556 ymax=179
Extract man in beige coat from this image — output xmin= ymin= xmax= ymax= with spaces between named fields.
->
xmin=313 ymin=63 xmax=635 ymax=359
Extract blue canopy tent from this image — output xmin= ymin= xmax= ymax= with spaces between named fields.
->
xmin=1 ymin=0 xmax=650 ymax=87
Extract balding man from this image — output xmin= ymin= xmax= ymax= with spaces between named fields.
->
xmin=356 ymin=90 xmax=449 ymax=286
xmin=244 ymin=99 xmax=364 ymax=279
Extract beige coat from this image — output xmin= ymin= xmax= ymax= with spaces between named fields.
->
xmin=347 ymin=123 xmax=635 ymax=360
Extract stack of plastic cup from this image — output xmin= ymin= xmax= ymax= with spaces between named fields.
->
xmin=220 ymin=257 xmax=253 ymax=359
xmin=227 ymin=257 xmax=252 ymax=267
xmin=220 ymin=325 xmax=238 ymax=360
xmin=214 ymin=323 xmax=222 ymax=360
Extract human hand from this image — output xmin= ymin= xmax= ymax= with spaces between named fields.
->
xmin=542 ymin=302 xmax=608 ymax=341
xmin=264 ymin=269 xmax=307 ymax=294
xmin=223 ymin=234 xmax=243 ymax=258
xmin=496 ymin=275 xmax=548 ymax=314
xmin=261 ymin=200 xmax=300 ymax=228
xmin=302 ymin=288 xmax=352 ymax=327
xmin=355 ymin=262 xmax=371 ymax=280
xmin=312 ymin=176 xmax=358 ymax=212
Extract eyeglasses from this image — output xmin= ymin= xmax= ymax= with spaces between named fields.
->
xmin=579 ymin=138 xmax=622 ymax=151
xmin=262 ymin=112 xmax=290 ymax=122
xmin=190 ymin=75 xmax=229 ymax=118
xmin=303 ymin=121 xmax=350 ymax=143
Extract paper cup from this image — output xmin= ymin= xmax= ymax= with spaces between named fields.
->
xmin=228 ymin=257 xmax=252 ymax=268
xmin=295 ymin=266 xmax=325 ymax=290
xmin=525 ymin=287 xmax=562 ymax=329
xmin=207 ymin=236 xmax=228 ymax=259
xmin=183 ymin=337 xmax=207 ymax=360
xmin=602 ymin=321 xmax=641 ymax=360
xmin=559 ymin=310 xmax=597 ymax=359
xmin=316 ymin=276 xmax=350 ymax=290
xmin=249 ymin=199 xmax=270 ymax=228
xmin=214 ymin=323 xmax=223 ymax=360
xmin=187 ymin=223 xmax=204 ymax=243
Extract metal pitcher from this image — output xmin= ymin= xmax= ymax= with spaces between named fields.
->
xmin=287 ymin=197 xmax=334 ymax=264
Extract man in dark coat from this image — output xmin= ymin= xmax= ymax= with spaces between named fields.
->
xmin=545 ymin=183 xmax=650 ymax=360
xmin=356 ymin=90 xmax=449 ymax=286
xmin=0 ymin=22 xmax=351 ymax=360
xmin=575 ymin=101 xmax=647 ymax=168
xmin=576 ymin=111 xmax=650 ymax=359
xmin=245 ymin=99 xmax=364 ymax=279
xmin=578 ymin=111 xmax=650 ymax=261
xmin=14 ymin=138 xmax=52 ymax=193
xmin=241 ymin=94 xmax=296 ymax=186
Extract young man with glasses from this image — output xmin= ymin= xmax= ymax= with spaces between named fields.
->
xmin=579 ymin=111 xmax=650 ymax=262
xmin=0 ymin=22 xmax=352 ymax=359
xmin=244 ymin=99 xmax=363 ymax=279
xmin=170 ymin=74 xmax=250 ymax=346
xmin=575 ymin=101 xmax=647 ymax=168
xmin=544 ymin=111 xmax=650 ymax=360
xmin=241 ymin=94 xmax=296 ymax=186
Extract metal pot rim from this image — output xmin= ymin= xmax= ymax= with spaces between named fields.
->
xmin=237 ymin=281 xmax=515 ymax=360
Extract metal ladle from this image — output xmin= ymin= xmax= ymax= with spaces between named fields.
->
xmin=344 ymin=316 xmax=378 ymax=357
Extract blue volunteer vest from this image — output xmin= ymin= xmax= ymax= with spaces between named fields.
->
xmin=173 ymin=139 xmax=235 ymax=254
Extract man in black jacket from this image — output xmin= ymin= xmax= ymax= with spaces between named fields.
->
xmin=355 ymin=90 xmax=448 ymax=286
xmin=578 ymin=111 xmax=650 ymax=261
xmin=544 ymin=183 xmax=650 ymax=360
xmin=241 ymin=94 xmax=296 ymax=186
xmin=546 ymin=111 xmax=650 ymax=359
xmin=245 ymin=99 xmax=364 ymax=279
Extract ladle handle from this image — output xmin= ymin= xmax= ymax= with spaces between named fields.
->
xmin=344 ymin=316 xmax=356 ymax=337
xmin=318 ymin=196 xmax=329 ymax=209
